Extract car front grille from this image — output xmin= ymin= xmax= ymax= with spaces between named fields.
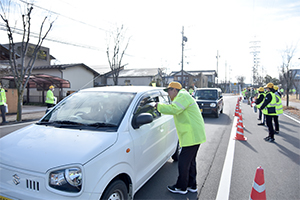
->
xmin=26 ymin=179 xmax=40 ymax=191
xmin=196 ymin=102 xmax=210 ymax=107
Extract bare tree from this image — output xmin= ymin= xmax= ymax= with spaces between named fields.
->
xmin=279 ymin=45 xmax=297 ymax=107
xmin=236 ymin=75 xmax=246 ymax=90
xmin=1 ymin=2 xmax=54 ymax=121
xmin=106 ymin=24 xmax=130 ymax=85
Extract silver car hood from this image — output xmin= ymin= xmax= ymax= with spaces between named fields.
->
xmin=0 ymin=124 xmax=117 ymax=172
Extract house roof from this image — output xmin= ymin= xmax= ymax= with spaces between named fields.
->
xmin=0 ymin=44 xmax=20 ymax=60
xmin=116 ymin=68 xmax=159 ymax=77
xmin=171 ymin=70 xmax=217 ymax=76
xmin=1 ymin=74 xmax=70 ymax=90
xmin=33 ymin=63 xmax=100 ymax=75
xmin=90 ymin=65 xmax=111 ymax=74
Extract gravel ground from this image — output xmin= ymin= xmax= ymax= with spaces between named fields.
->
xmin=281 ymin=95 xmax=300 ymax=121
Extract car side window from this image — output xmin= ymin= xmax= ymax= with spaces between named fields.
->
xmin=158 ymin=93 xmax=170 ymax=104
xmin=134 ymin=95 xmax=161 ymax=120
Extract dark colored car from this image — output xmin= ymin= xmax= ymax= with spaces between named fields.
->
xmin=194 ymin=88 xmax=224 ymax=118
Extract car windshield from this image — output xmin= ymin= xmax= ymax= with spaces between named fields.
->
xmin=195 ymin=90 xmax=217 ymax=100
xmin=39 ymin=91 xmax=135 ymax=130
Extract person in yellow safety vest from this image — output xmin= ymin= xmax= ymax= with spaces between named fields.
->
xmin=255 ymin=87 xmax=266 ymax=125
xmin=189 ymin=87 xmax=194 ymax=96
xmin=45 ymin=85 xmax=56 ymax=108
xmin=0 ymin=83 xmax=8 ymax=124
xmin=259 ymin=82 xmax=277 ymax=142
xmin=273 ymin=85 xmax=283 ymax=134
xmin=242 ymin=88 xmax=247 ymax=99
xmin=154 ymin=81 xmax=206 ymax=194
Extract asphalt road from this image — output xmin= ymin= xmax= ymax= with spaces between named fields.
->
xmin=1 ymin=96 xmax=299 ymax=200
xmin=134 ymin=96 xmax=300 ymax=200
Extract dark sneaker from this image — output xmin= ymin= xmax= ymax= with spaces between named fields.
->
xmin=257 ymin=123 xmax=265 ymax=126
xmin=187 ymin=186 xmax=198 ymax=193
xmin=264 ymin=136 xmax=270 ymax=141
xmin=268 ymin=138 xmax=275 ymax=142
xmin=275 ymin=130 xmax=279 ymax=134
xmin=167 ymin=185 xmax=187 ymax=194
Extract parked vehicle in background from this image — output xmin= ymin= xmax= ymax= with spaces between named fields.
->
xmin=0 ymin=86 xmax=180 ymax=200
xmin=194 ymin=88 xmax=224 ymax=118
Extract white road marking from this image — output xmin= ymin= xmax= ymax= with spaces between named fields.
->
xmin=215 ymin=116 xmax=238 ymax=200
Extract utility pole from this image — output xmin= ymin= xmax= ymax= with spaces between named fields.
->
xmin=216 ymin=50 xmax=220 ymax=86
xmin=250 ymin=38 xmax=261 ymax=86
xmin=181 ymin=26 xmax=187 ymax=87
xmin=225 ymin=61 xmax=227 ymax=92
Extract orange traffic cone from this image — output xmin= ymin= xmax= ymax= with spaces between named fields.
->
xmin=250 ymin=166 xmax=266 ymax=200
xmin=234 ymin=125 xmax=247 ymax=141
xmin=234 ymin=113 xmax=247 ymax=141
xmin=235 ymin=105 xmax=240 ymax=117
xmin=236 ymin=112 xmax=244 ymax=128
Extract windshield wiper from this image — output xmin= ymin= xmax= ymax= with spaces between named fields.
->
xmin=87 ymin=122 xmax=117 ymax=128
xmin=36 ymin=121 xmax=52 ymax=125
xmin=52 ymin=120 xmax=84 ymax=125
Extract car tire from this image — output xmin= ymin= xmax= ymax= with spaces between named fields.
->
xmin=215 ymin=110 xmax=219 ymax=118
xmin=101 ymin=180 xmax=128 ymax=200
xmin=171 ymin=141 xmax=181 ymax=162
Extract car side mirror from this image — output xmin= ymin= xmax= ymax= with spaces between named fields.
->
xmin=220 ymin=95 xmax=223 ymax=99
xmin=132 ymin=113 xmax=153 ymax=129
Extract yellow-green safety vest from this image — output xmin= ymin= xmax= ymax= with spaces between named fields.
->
xmin=256 ymin=92 xmax=266 ymax=109
xmin=157 ymin=89 xmax=206 ymax=147
xmin=0 ymin=88 xmax=6 ymax=106
xmin=45 ymin=89 xmax=55 ymax=104
xmin=262 ymin=92 xmax=277 ymax=116
xmin=275 ymin=93 xmax=283 ymax=115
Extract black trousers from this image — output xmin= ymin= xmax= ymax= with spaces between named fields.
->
xmin=47 ymin=103 xmax=55 ymax=108
xmin=0 ymin=105 xmax=6 ymax=122
xmin=273 ymin=116 xmax=279 ymax=132
xmin=175 ymin=144 xmax=200 ymax=190
xmin=266 ymin=115 xmax=276 ymax=139
xmin=258 ymin=108 xmax=262 ymax=120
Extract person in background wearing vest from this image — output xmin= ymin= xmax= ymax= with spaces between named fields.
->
xmin=189 ymin=87 xmax=194 ymax=96
xmin=273 ymin=85 xmax=283 ymax=134
xmin=255 ymin=87 xmax=266 ymax=126
xmin=259 ymin=82 xmax=277 ymax=142
xmin=154 ymin=81 xmax=206 ymax=194
xmin=45 ymin=85 xmax=56 ymax=108
xmin=0 ymin=83 xmax=8 ymax=124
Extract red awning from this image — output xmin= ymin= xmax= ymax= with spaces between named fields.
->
xmin=2 ymin=74 xmax=70 ymax=90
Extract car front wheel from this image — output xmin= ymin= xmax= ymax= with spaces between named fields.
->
xmin=101 ymin=180 xmax=128 ymax=200
xmin=215 ymin=109 xmax=219 ymax=118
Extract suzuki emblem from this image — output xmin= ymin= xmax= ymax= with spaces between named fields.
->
xmin=13 ymin=174 xmax=20 ymax=185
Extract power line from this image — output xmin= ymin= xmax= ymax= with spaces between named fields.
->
xmin=18 ymin=0 xmax=109 ymax=32
xmin=1 ymin=1 xmax=136 ymax=59
xmin=0 ymin=24 xmax=104 ymax=51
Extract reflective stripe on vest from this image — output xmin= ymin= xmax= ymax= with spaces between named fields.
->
xmin=275 ymin=94 xmax=283 ymax=115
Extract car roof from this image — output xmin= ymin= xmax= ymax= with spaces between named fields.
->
xmin=79 ymin=86 xmax=165 ymax=93
xmin=195 ymin=88 xmax=222 ymax=91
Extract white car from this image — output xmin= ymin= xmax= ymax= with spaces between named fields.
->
xmin=0 ymin=86 xmax=180 ymax=200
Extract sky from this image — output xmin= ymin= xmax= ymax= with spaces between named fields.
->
xmin=1 ymin=0 xmax=300 ymax=84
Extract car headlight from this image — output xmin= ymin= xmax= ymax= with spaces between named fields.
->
xmin=210 ymin=103 xmax=217 ymax=107
xmin=49 ymin=167 xmax=82 ymax=193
